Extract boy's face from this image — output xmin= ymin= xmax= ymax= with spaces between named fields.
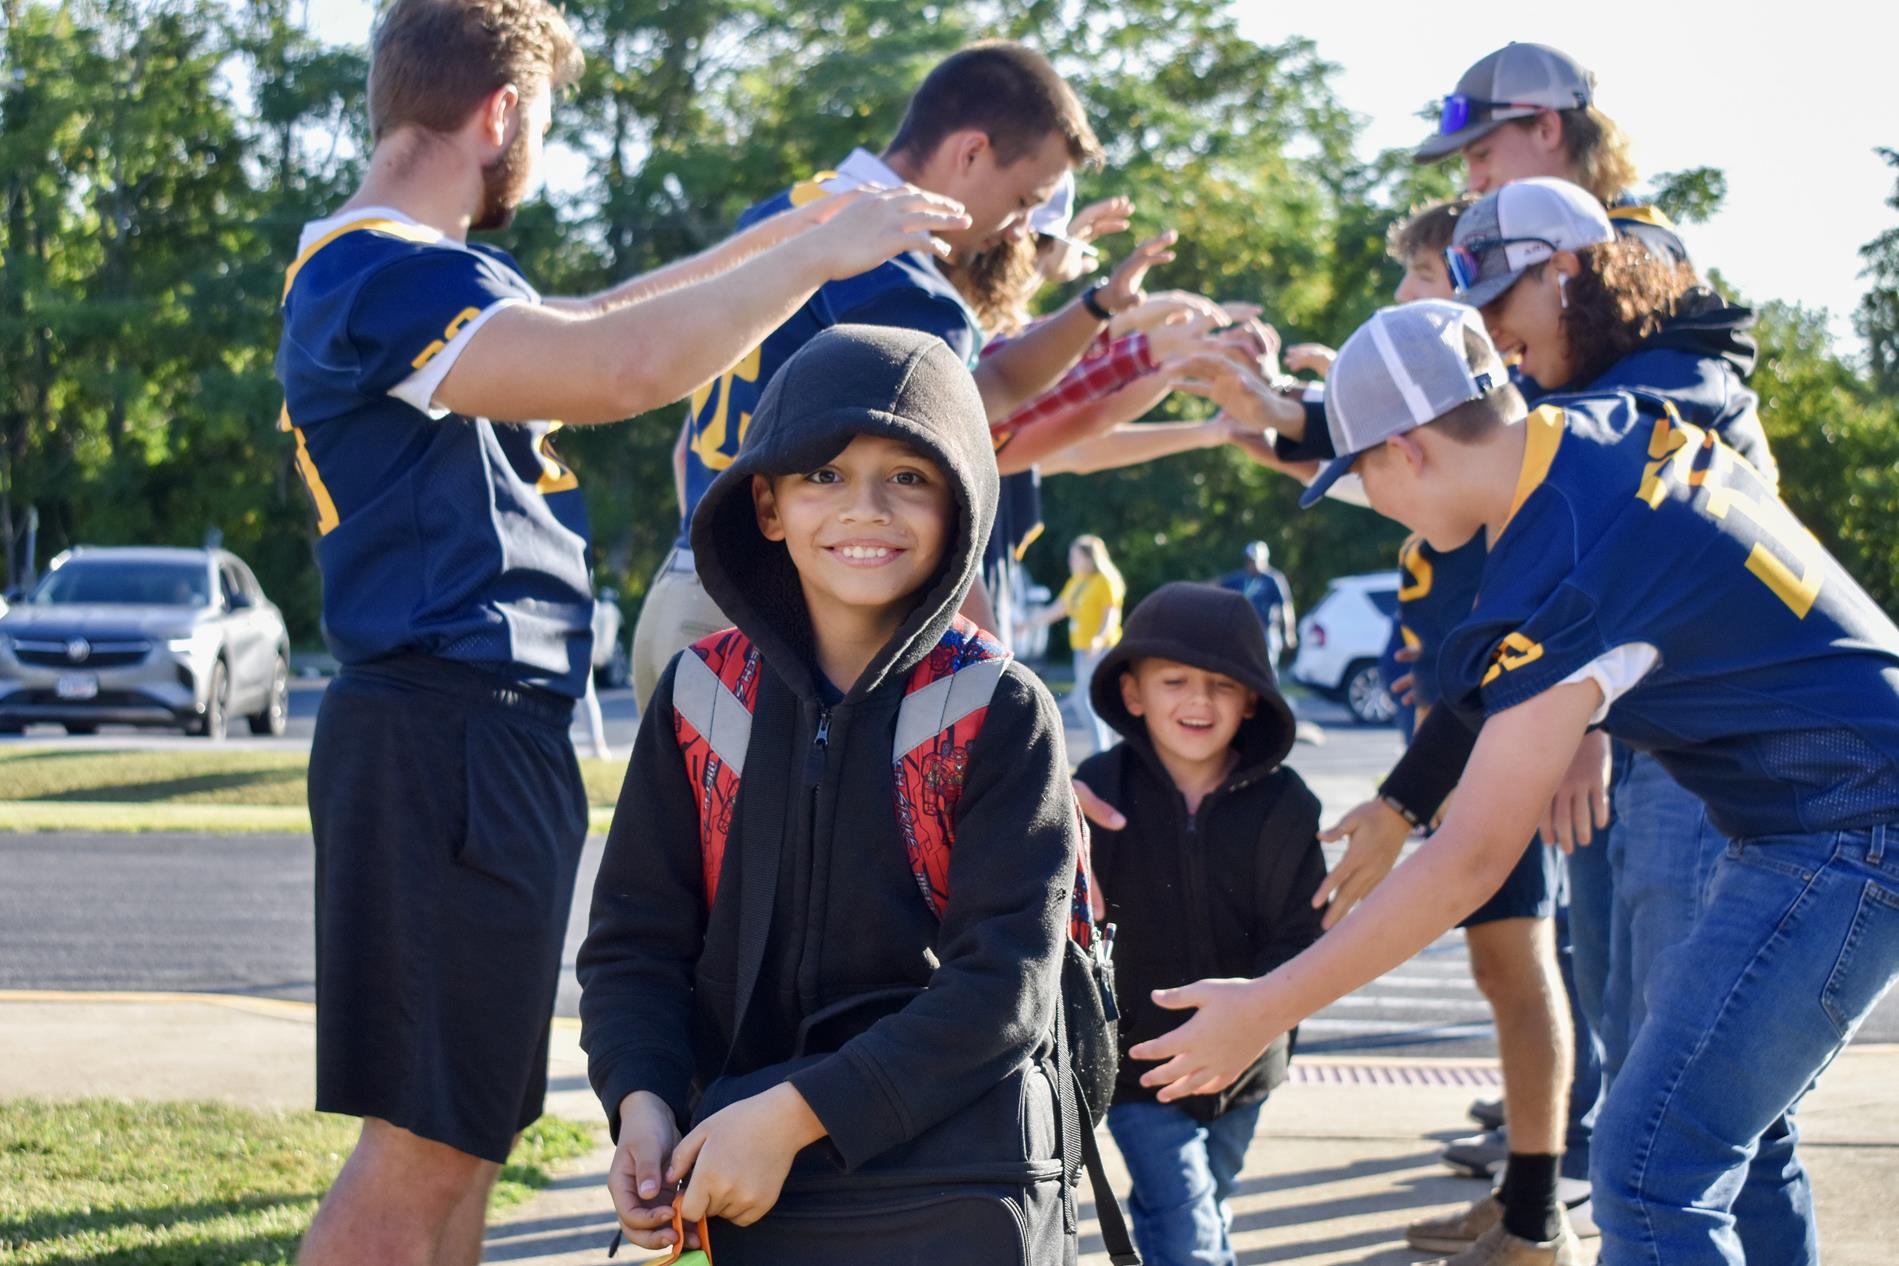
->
xmin=752 ymin=434 xmax=953 ymax=630
xmin=1354 ymin=432 xmax=1484 ymax=553
xmin=1395 ymin=251 xmax=1456 ymax=303
xmin=934 ymin=130 xmax=1072 ymax=258
xmin=1120 ymin=658 xmax=1258 ymax=765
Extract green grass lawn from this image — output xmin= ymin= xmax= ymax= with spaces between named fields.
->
xmin=0 ymin=1100 xmax=595 ymax=1265
xmin=0 ymin=748 xmax=630 ymax=832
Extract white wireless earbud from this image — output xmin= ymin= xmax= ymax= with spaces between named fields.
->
xmin=1558 ymin=272 xmax=1569 ymax=310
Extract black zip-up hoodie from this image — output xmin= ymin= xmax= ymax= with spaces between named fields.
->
xmin=578 ymin=325 xmax=1078 ymax=1174
xmin=1074 ymin=582 xmax=1326 ymax=1123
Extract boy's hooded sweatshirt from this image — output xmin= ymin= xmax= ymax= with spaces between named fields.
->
xmin=1073 ymin=582 xmax=1326 ymax=1124
xmin=578 ymin=325 xmax=1078 ymax=1174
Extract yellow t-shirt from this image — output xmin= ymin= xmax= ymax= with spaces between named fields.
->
xmin=1059 ymin=571 xmax=1124 ymax=652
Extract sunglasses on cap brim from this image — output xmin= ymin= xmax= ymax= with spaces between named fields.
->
xmin=1436 ymin=93 xmax=1548 ymax=137
xmin=1443 ymin=236 xmax=1558 ymax=297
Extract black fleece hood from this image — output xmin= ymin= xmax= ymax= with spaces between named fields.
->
xmin=689 ymin=324 xmax=998 ymax=700
xmin=1090 ymin=582 xmax=1298 ymax=773
xmin=1641 ymin=286 xmax=1757 ymax=379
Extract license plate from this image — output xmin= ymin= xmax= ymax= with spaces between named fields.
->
xmin=55 ymin=673 xmax=98 ymax=701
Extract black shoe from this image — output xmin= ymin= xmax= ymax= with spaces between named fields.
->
xmin=1442 ymin=1128 xmax=1508 ymax=1178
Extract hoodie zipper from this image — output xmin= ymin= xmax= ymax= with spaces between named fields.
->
xmin=804 ymin=708 xmax=832 ymax=790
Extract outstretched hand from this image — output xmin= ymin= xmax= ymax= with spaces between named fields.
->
xmin=1069 ymin=195 xmax=1135 ymax=245
xmin=1311 ymin=797 xmax=1412 ymax=930
xmin=1098 ymin=230 xmax=1179 ymax=314
xmin=1127 ymin=977 xmax=1281 ymax=1102
xmin=806 ymin=185 xmax=970 ymax=278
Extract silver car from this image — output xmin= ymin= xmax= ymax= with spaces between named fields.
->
xmin=0 ymin=546 xmax=291 ymax=738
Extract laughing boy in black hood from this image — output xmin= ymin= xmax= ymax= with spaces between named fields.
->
xmin=1075 ymin=581 xmax=1325 ymax=1266
xmin=577 ymin=325 xmax=1082 ymax=1264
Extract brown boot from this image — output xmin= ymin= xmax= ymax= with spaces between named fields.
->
xmin=1417 ymin=1219 xmax=1583 ymax=1266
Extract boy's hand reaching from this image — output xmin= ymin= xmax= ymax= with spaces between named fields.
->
xmin=1311 ymin=797 xmax=1412 ymax=929
xmin=673 ymin=1083 xmax=827 ymax=1228
xmin=804 ymin=186 xmax=971 ymax=276
xmin=609 ymin=1091 xmax=687 ymax=1251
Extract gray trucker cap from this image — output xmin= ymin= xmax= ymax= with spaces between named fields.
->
xmin=1414 ymin=43 xmax=1595 ymax=163
xmin=1299 ymin=302 xmax=1506 ymax=508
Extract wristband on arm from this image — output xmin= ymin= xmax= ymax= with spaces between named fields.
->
xmin=1377 ymin=704 xmax=1480 ymax=825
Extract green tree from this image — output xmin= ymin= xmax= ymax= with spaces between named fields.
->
xmin=1855 ymin=146 xmax=1899 ymax=396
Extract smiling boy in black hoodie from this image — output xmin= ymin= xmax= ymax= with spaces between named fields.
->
xmin=577 ymin=325 xmax=1083 ymax=1266
xmin=1075 ymin=581 xmax=1325 ymax=1266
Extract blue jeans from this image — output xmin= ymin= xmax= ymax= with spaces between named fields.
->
xmin=1106 ymin=1099 xmax=1264 ymax=1266
xmin=1071 ymin=648 xmax=1114 ymax=757
xmin=1591 ymin=823 xmax=1899 ymax=1265
xmin=1555 ymin=892 xmax=1602 ymax=1182
xmin=1601 ymin=751 xmax=1731 ymax=1081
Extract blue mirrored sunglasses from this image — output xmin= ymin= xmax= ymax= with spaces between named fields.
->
xmin=1437 ymin=93 xmax=1546 ymax=137
xmin=1443 ymin=236 xmax=1557 ymax=296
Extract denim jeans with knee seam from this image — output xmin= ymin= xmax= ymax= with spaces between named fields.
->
xmin=1590 ymin=822 xmax=1899 ymax=1265
xmin=1106 ymin=1100 xmax=1264 ymax=1266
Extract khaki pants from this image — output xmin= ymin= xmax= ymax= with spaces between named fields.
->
xmin=630 ymin=548 xmax=732 ymax=711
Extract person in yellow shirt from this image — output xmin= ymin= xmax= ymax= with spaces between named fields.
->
xmin=1033 ymin=534 xmax=1126 ymax=754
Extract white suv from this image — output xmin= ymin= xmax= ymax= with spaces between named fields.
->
xmin=1288 ymin=571 xmax=1400 ymax=725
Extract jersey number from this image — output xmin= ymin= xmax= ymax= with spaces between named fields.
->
xmin=1635 ymin=411 xmax=1823 ymax=618
xmin=688 ymin=344 xmax=762 ymax=471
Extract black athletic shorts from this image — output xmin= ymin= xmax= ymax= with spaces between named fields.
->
xmin=308 ymin=654 xmax=587 ymax=1163
xmin=1461 ymin=830 xmax=1557 ymax=927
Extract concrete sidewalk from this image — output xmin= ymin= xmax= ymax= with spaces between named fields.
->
xmin=5 ymin=992 xmax=1897 ymax=1264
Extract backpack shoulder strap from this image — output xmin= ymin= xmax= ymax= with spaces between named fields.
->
xmin=673 ymin=628 xmax=761 ymax=907
xmin=891 ymin=618 xmax=1011 ymax=917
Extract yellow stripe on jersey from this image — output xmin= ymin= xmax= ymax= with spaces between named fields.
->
xmin=284 ymin=409 xmax=341 ymax=536
xmin=787 ymin=172 xmax=842 ymax=207
xmin=1397 ymin=534 xmax=1433 ymax=602
xmin=535 ymin=424 xmax=580 ymax=495
xmin=1497 ymin=405 xmax=1566 ymax=540
xmin=280 ymin=217 xmax=442 ymax=303
xmin=1608 ymin=203 xmax=1679 ymax=232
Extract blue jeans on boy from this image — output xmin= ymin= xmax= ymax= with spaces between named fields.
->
xmin=1107 ymin=1099 xmax=1264 ymax=1266
xmin=1591 ymin=822 xmax=1899 ymax=1265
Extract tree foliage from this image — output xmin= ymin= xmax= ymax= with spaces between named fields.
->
xmin=0 ymin=0 xmax=1891 ymax=643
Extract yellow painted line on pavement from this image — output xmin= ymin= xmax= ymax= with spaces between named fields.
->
xmin=0 ymin=801 xmax=616 ymax=835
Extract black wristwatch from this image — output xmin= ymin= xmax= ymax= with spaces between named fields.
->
xmin=1080 ymin=282 xmax=1114 ymax=322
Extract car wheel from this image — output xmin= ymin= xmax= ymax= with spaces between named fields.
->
xmin=248 ymin=655 xmax=290 ymax=736
xmin=193 ymin=660 xmax=229 ymax=740
xmin=63 ymin=723 xmax=98 ymax=736
xmin=1343 ymin=660 xmax=1398 ymax=726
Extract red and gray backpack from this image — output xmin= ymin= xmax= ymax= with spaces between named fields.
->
xmin=670 ymin=615 xmax=1097 ymax=946
xmin=668 ymin=614 xmax=1139 ymax=1264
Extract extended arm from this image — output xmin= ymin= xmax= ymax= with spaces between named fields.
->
xmin=437 ymin=188 xmax=968 ymax=426
xmin=1129 ymin=680 xmax=1601 ymax=1100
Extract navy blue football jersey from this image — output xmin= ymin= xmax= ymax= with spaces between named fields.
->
xmin=276 ymin=213 xmax=594 ymax=697
xmin=677 ymin=170 xmax=983 ymax=546
xmin=1396 ymin=531 xmax=1488 ymax=710
xmin=1442 ymin=394 xmax=1899 ymax=838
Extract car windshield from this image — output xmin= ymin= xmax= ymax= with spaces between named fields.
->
xmin=29 ymin=560 xmax=211 ymax=607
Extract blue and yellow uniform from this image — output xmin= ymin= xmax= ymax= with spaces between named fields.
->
xmin=275 ymin=208 xmax=590 ymax=1165
xmin=677 ymin=151 xmax=983 ymax=546
xmin=1438 ymin=389 xmax=1899 ymax=1261
xmin=1443 ymin=394 xmax=1899 ymax=838
xmin=276 ymin=211 xmax=594 ymax=697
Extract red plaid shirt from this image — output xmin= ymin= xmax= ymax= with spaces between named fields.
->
xmin=981 ymin=322 xmax=1156 ymax=444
